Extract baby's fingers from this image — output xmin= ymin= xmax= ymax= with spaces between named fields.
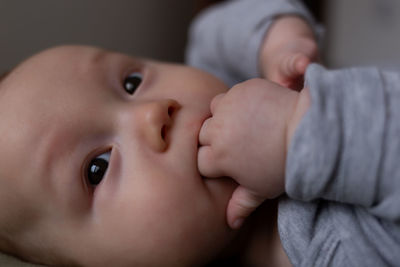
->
xmin=293 ymin=54 xmax=310 ymax=76
xmin=210 ymin=93 xmax=225 ymax=114
xmin=198 ymin=117 xmax=212 ymax=146
xmin=197 ymin=146 xmax=224 ymax=178
xmin=277 ymin=53 xmax=310 ymax=90
xmin=282 ymin=53 xmax=310 ymax=78
xmin=198 ymin=116 xmax=227 ymax=177
xmin=226 ymin=186 xmax=266 ymax=229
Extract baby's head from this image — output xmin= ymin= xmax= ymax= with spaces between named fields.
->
xmin=0 ymin=45 xmax=237 ymax=266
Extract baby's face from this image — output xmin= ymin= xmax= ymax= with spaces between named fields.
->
xmin=0 ymin=46 xmax=237 ymax=266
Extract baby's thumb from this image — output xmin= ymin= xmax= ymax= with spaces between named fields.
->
xmin=282 ymin=53 xmax=309 ymax=78
xmin=226 ymin=186 xmax=266 ymax=229
xmin=294 ymin=54 xmax=310 ymax=75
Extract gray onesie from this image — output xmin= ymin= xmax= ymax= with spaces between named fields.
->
xmin=186 ymin=1 xmax=400 ymax=266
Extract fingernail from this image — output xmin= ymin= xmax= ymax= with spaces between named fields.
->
xmin=232 ymin=218 xmax=244 ymax=229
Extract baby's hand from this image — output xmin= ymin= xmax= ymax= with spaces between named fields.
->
xmin=198 ymin=79 xmax=298 ymax=229
xmin=260 ymin=16 xmax=319 ymax=90
xmin=262 ymin=37 xmax=318 ymax=90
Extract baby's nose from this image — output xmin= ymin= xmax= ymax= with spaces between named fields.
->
xmin=138 ymin=99 xmax=180 ymax=152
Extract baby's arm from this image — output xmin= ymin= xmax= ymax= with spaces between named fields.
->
xmin=286 ymin=64 xmax=400 ymax=222
xmin=186 ymin=0 xmax=319 ymax=87
xmin=283 ymin=65 xmax=400 ymax=266
xmin=198 ymin=79 xmax=310 ymax=229
xmin=259 ymin=15 xmax=319 ymax=90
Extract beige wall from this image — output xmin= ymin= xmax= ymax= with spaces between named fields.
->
xmin=0 ymin=0 xmax=195 ymax=73
xmin=3 ymin=0 xmax=400 ymax=76
xmin=324 ymin=0 xmax=400 ymax=68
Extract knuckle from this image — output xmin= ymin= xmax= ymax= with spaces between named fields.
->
xmin=237 ymin=195 xmax=261 ymax=210
xmin=241 ymin=78 xmax=271 ymax=92
xmin=232 ymin=190 xmax=265 ymax=215
xmin=198 ymin=147 xmax=224 ymax=178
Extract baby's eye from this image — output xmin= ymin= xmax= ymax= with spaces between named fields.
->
xmin=123 ymin=72 xmax=142 ymax=95
xmin=87 ymin=151 xmax=111 ymax=186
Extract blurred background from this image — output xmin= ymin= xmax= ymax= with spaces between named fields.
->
xmin=1 ymin=0 xmax=400 ymax=74
xmin=0 ymin=0 xmax=196 ymax=73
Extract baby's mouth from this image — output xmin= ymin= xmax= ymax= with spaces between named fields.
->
xmin=161 ymin=125 xmax=167 ymax=140
xmin=196 ymin=128 xmax=204 ymax=178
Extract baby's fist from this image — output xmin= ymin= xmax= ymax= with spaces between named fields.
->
xmin=198 ymin=79 xmax=299 ymax=229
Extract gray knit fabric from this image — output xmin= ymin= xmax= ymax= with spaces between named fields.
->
xmin=280 ymin=64 xmax=400 ymax=267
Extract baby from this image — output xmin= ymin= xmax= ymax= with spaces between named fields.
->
xmin=0 ymin=2 xmax=320 ymax=267
xmin=0 ymin=45 xmax=239 ymax=266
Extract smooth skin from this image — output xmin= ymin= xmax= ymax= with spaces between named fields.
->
xmin=0 ymin=45 xmax=238 ymax=266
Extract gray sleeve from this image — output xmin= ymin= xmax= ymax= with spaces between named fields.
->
xmin=286 ymin=64 xmax=400 ymax=221
xmin=185 ymin=0 xmax=319 ymax=87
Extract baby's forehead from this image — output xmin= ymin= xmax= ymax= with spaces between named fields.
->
xmin=0 ymin=50 xmax=73 ymax=194
xmin=10 ymin=45 xmax=115 ymax=76
xmin=2 ymin=46 xmax=107 ymax=94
